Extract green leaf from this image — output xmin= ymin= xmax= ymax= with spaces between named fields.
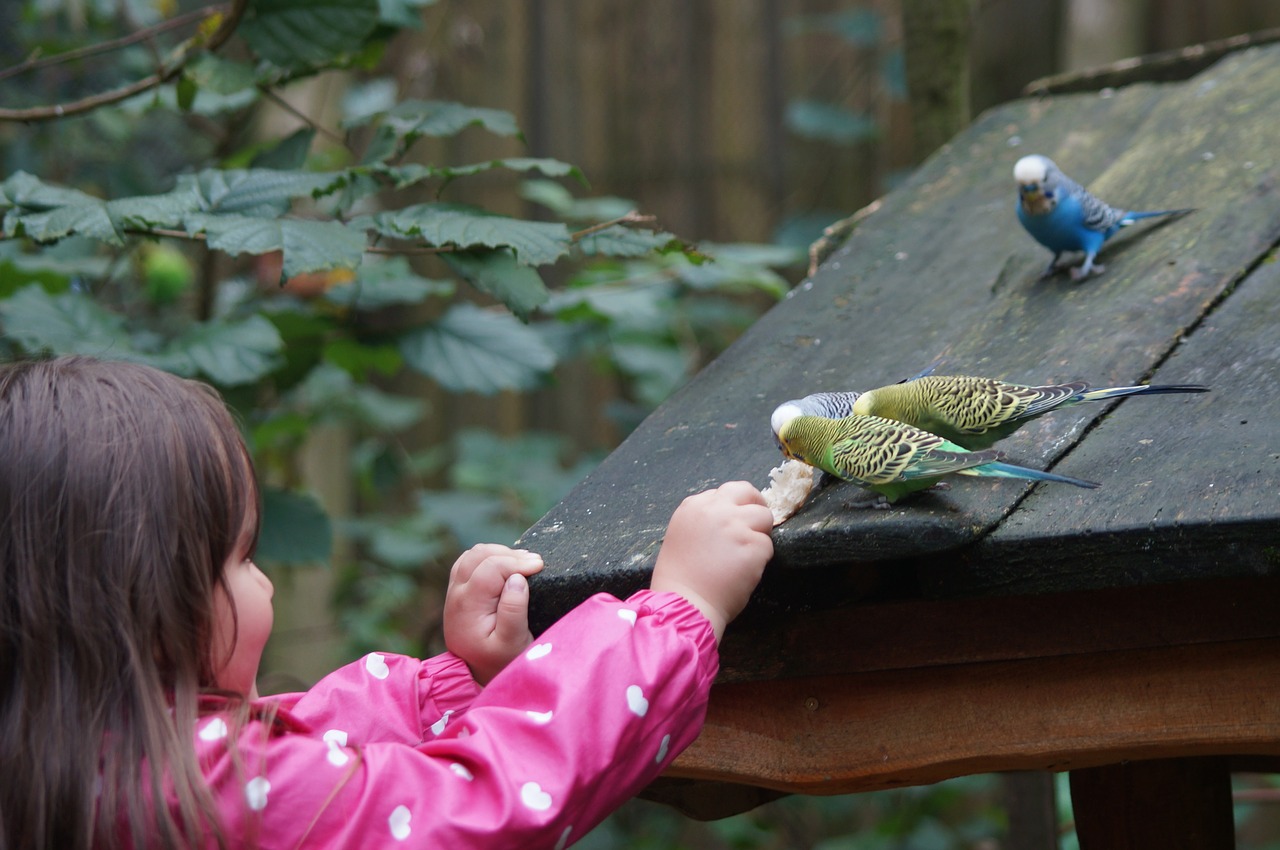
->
xmin=323 ymin=338 xmax=402 ymax=378
xmin=292 ymin=362 xmax=426 ymax=430
xmin=416 ymin=489 xmax=522 ymax=550
xmin=349 ymin=99 xmax=522 ymax=140
xmin=176 ymin=76 xmax=198 ymax=111
xmin=359 ymin=204 xmax=571 ymax=266
xmin=377 ymin=0 xmax=436 ymax=28
xmin=165 ymin=315 xmax=284 ymax=386
xmin=180 ymin=168 xmax=340 ymax=217
xmin=0 ymin=258 xmax=70 ymax=298
xmin=521 ymin=180 xmax=635 ymax=223
xmin=240 ymin=0 xmax=380 ymax=69
xmin=577 ymin=225 xmax=675 ymax=258
xmin=107 ymin=185 xmax=204 ymax=231
xmin=347 ymin=514 xmax=444 ymax=568
xmin=258 ymin=487 xmax=333 ymax=565
xmin=250 ymin=128 xmax=317 ymax=170
xmin=674 ymin=255 xmax=789 ymax=298
xmin=184 ymin=53 xmax=259 ymax=96
xmin=342 ymin=78 xmax=400 ymax=127
xmin=186 ymin=215 xmax=367 ymax=277
xmin=324 ymin=255 xmax=453 ymax=309
xmin=786 ymin=10 xmax=883 ymax=46
xmin=701 ymin=241 xmax=806 ymax=268
xmin=0 ymin=285 xmax=130 ymax=355
xmin=786 ymin=100 xmax=879 ymax=144
xmin=280 ymin=219 xmax=367 ymax=277
xmin=443 ymin=250 xmax=549 ymax=320
xmin=1 ymin=173 xmax=120 ymax=244
xmin=383 ymin=157 xmax=585 ymax=190
xmin=546 ymin=281 xmax=668 ymax=325
xmin=397 ymin=303 xmax=556 ymax=394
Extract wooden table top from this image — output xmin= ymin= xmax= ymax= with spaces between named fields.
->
xmin=517 ymin=44 xmax=1280 ymax=829
xmin=522 ymin=43 xmax=1280 ymax=638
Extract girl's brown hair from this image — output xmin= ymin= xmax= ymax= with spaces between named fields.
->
xmin=0 ymin=356 xmax=261 ymax=849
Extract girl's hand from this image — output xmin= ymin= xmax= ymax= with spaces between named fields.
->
xmin=650 ymin=481 xmax=774 ymax=643
xmin=443 ymin=544 xmax=545 ymax=685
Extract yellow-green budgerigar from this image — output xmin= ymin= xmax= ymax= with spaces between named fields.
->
xmin=845 ymin=375 xmax=1209 ymax=451
xmin=773 ymin=411 xmax=1099 ymax=504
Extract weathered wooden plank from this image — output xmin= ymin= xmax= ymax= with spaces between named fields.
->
xmin=524 ymin=45 xmax=1280 ymax=630
xmin=921 ymin=222 xmax=1280 ymax=598
xmin=666 ymin=636 xmax=1280 ymax=796
xmin=716 ymin=576 xmax=1280 ymax=683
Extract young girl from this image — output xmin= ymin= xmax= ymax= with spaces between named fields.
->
xmin=0 ymin=355 xmax=774 ymax=849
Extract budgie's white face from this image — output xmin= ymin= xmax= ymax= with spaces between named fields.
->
xmin=1014 ymin=155 xmax=1058 ymax=215
xmin=770 ymin=402 xmax=804 ymax=444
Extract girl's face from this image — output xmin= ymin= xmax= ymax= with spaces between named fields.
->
xmin=211 ymin=521 xmax=274 ymax=698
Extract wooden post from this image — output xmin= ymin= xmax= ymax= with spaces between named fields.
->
xmin=1002 ymin=771 xmax=1060 ymax=850
xmin=900 ymin=0 xmax=973 ymax=162
xmin=1069 ymin=757 xmax=1234 ymax=850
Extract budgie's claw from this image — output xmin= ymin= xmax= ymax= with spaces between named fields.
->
xmin=1070 ymin=263 xmax=1104 ymax=281
xmin=925 ymin=481 xmax=952 ymax=493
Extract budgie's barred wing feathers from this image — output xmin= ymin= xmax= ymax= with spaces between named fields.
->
xmin=1073 ymin=182 xmax=1128 ymax=232
xmin=824 ymin=415 xmax=1000 ymax=483
xmin=1016 ymin=381 xmax=1091 ymax=417
xmin=905 ymin=376 xmax=1084 ymax=433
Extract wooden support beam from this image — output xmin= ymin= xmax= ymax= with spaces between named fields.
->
xmin=1070 ymin=757 xmax=1234 ymax=850
xmin=669 ymin=637 xmax=1280 ymax=796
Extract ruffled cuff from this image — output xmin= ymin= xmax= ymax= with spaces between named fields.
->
xmin=418 ymin=651 xmax=482 ymax=733
xmin=622 ymin=589 xmax=719 ymax=682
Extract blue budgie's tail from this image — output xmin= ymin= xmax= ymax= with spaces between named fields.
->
xmin=1121 ymin=207 xmax=1195 ymax=225
xmin=1076 ymin=383 xmax=1209 ymax=403
xmin=960 ymin=461 xmax=1100 ymax=489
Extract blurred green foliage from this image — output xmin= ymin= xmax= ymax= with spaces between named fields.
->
xmin=0 ymin=0 xmax=798 ymax=660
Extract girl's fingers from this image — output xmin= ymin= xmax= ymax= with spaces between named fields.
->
xmin=491 ymin=573 xmax=532 ymax=649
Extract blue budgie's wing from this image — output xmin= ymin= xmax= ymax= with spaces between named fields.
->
xmin=1072 ymin=182 xmax=1128 ymax=233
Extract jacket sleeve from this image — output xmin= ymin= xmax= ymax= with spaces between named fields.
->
xmin=198 ymin=590 xmax=718 ymax=849
xmin=279 ymin=650 xmax=481 ymax=747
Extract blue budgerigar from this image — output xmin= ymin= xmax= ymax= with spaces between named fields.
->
xmin=1014 ymin=154 xmax=1192 ymax=280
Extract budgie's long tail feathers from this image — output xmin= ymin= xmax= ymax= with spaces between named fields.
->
xmin=1120 ymin=207 xmax=1196 ymax=225
xmin=899 ymin=360 xmax=942 ymax=383
xmin=1076 ymin=384 xmax=1210 ymax=403
xmin=958 ymin=461 xmax=1100 ymax=489
xmin=895 ymin=447 xmax=1005 ymax=480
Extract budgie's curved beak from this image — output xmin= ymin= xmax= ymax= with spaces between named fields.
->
xmin=1018 ymin=183 xmax=1051 ymax=215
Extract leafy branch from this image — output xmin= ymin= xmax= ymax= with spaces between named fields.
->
xmin=0 ymin=0 xmax=246 ymax=123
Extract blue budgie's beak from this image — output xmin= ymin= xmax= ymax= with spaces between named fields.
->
xmin=1019 ymin=183 xmax=1053 ymax=215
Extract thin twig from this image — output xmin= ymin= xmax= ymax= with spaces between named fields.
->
xmin=0 ymin=0 xmax=247 ymax=123
xmin=257 ymin=87 xmax=351 ymax=148
xmin=0 ymin=6 xmax=220 ymax=83
xmin=570 ymin=211 xmax=658 ymax=241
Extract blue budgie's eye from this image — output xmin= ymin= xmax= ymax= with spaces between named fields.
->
xmin=1043 ymin=190 xmax=1054 ymax=199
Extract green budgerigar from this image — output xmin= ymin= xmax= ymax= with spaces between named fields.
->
xmin=773 ymin=411 xmax=1098 ymax=504
xmin=848 ymin=375 xmax=1209 ymax=451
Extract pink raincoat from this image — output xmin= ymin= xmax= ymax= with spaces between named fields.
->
xmin=191 ymin=590 xmax=717 ymax=848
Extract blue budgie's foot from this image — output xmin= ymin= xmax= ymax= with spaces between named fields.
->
xmin=1070 ymin=262 xmax=1104 ymax=281
xmin=1038 ymin=255 xmax=1064 ymax=280
xmin=925 ymin=481 xmax=952 ymax=493
xmin=1070 ymin=251 xmax=1103 ymax=280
